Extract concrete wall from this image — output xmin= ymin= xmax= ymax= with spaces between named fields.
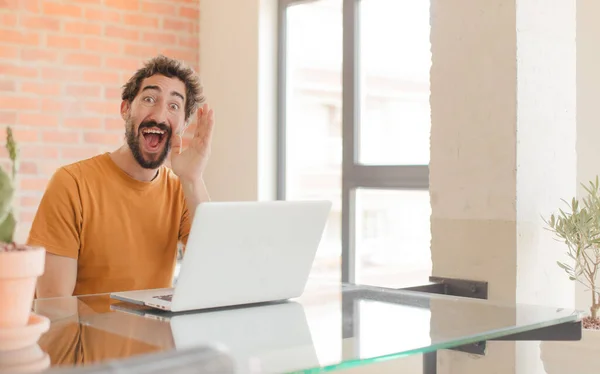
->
xmin=199 ymin=0 xmax=277 ymax=202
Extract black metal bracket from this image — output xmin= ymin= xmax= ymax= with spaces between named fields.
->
xmin=447 ymin=319 xmax=583 ymax=355
xmin=400 ymin=276 xmax=489 ymax=300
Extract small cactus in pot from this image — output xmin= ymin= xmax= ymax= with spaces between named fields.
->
xmin=0 ymin=127 xmax=46 ymax=329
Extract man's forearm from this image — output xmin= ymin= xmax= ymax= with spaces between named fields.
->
xmin=181 ymin=177 xmax=211 ymax=219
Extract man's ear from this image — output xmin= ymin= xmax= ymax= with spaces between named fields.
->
xmin=120 ymin=100 xmax=130 ymax=120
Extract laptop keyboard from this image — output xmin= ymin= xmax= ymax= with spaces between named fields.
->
xmin=153 ymin=294 xmax=173 ymax=302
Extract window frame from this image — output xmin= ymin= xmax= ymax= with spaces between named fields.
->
xmin=277 ymin=0 xmax=429 ymax=284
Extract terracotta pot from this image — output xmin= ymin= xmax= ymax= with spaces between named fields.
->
xmin=0 ymin=246 xmax=45 ymax=328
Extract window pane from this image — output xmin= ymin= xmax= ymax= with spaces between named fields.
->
xmin=355 ymin=188 xmax=431 ymax=288
xmin=358 ymin=0 xmax=431 ymax=165
xmin=285 ymin=0 xmax=342 ymax=286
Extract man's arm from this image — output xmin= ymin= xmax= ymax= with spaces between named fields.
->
xmin=36 ymin=253 xmax=77 ymax=298
xmin=178 ymin=177 xmax=210 ymax=248
xmin=28 ymin=167 xmax=83 ymax=298
xmin=181 ymin=177 xmax=210 ymax=221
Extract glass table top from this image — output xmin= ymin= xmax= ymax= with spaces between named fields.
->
xmin=28 ymin=281 xmax=581 ymax=373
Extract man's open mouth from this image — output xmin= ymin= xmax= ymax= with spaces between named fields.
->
xmin=141 ymin=127 xmax=167 ymax=152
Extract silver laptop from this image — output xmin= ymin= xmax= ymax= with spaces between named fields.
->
xmin=110 ymin=200 xmax=331 ymax=312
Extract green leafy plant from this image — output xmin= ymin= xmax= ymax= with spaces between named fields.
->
xmin=0 ymin=126 xmax=18 ymax=244
xmin=544 ymin=176 xmax=600 ymax=324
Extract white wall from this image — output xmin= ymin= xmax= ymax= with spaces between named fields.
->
xmin=199 ymin=0 xmax=277 ymax=202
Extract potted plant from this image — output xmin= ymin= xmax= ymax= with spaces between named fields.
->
xmin=540 ymin=176 xmax=600 ymax=373
xmin=0 ymin=127 xmax=46 ymax=331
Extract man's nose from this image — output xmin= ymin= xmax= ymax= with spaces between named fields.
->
xmin=148 ymin=104 xmax=169 ymax=125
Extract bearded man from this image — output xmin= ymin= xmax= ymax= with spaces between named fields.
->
xmin=29 ymin=55 xmax=214 ymax=298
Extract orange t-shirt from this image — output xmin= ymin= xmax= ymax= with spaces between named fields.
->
xmin=27 ymin=152 xmax=191 ymax=296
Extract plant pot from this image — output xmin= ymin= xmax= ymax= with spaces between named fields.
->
xmin=540 ymin=327 xmax=600 ymax=374
xmin=0 ymin=344 xmax=49 ymax=373
xmin=0 ymin=246 xmax=45 ymax=328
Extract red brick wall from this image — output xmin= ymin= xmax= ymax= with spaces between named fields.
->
xmin=0 ymin=0 xmax=200 ymax=242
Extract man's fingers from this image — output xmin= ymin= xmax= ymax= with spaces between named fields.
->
xmin=195 ymin=104 xmax=212 ymax=139
xmin=170 ymin=133 xmax=183 ymax=154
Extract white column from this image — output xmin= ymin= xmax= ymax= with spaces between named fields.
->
xmin=576 ymin=0 xmax=600 ymax=312
xmin=430 ymin=0 xmax=576 ymax=373
xmin=199 ymin=0 xmax=277 ymax=202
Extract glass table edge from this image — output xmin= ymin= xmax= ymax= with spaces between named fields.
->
xmin=293 ymin=313 xmax=583 ymax=374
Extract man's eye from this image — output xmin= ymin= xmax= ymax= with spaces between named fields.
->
xmin=170 ymin=103 xmax=179 ymax=110
xmin=143 ymin=97 xmax=155 ymax=103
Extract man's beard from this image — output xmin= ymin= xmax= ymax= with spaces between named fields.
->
xmin=125 ymin=117 xmax=172 ymax=169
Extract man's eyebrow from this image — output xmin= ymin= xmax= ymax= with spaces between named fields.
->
xmin=141 ymin=85 xmax=185 ymax=102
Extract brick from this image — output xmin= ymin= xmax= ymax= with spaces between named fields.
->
xmin=0 ymin=13 xmax=18 ymax=27
xmin=105 ymin=87 xmax=122 ymax=100
xmin=84 ymin=37 xmax=122 ymax=54
xmin=84 ymin=101 xmax=118 ymax=116
xmin=42 ymin=67 xmax=82 ymax=81
xmin=64 ymin=21 xmax=102 ymax=36
xmin=42 ymin=130 xmax=81 ymax=143
xmin=144 ymin=32 xmax=177 ymax=45
xmin=0 ymin=80 xmax=15 ymax=92
xmin=141 ymin=1 xmax=176 ymax=16
xmin=82 ymin=70 xmax=121 ymax=84
xmin=105 ymin=57 xmax=142 ymax=71
xmin=41 ymin=99 xmax=83 ymax=114
xmin=84 ymin=8 xmax=121 ymax=23
xmin=46 ymin=34 xmax=81 ymax=49
xmin=39 ymin=162 xmax=61 ymax=176
xmin=123 ymin=14 xmax=159 ymax=28
xmin=21 ymin=48 xmax=60 ymax=63
xmin=21 ymin=82 xmax=61 ymax=96
xmin=178 ymin=36 xmax=199 ymax=49
xmin=65 ymin=84 xmax=102 ymax=98
xmin=21 ymin=0 xmax=41 ymax=13
xmin=0 ymin=112 xmax=17 ymax=125
xmin=105 ymin=117 xmax=124 ymax=130
xmin=163 ymin=19 xmax=195 ymax=33
xmin=105 ymin=26 xmax=139 ymax=41
xmin=0 ymin=96 xmax=39 ymax=111
xmin=0 ymin=45 xmax=19 ymax=59
xmin=19 ymin=162 xmax=38 ymax=175
xmin=21 ymin=195 xmax=41 ymax=207
xmin=0 ymin=63 xmax=38 ymax=79
xmin=64 ymin=53 xmax=102 ymax=67
xmin=43 ymin=2 xmax=82 ymax=17
xmin=124 ymin=44 xmax=160 ymax=58
xmin=84 ymin=132 xmax=123 ymax=144
xmin=179 ymin=6 xmax=199 ymax=19
xmin=0 ymin=30 xmax=40 ymax=45
xmin=105 ymin=0 xmax=140 ymax=11
xmin=20 ymin=15 xmax=61 ymax=31
xmin=18 ymin=113 xmax=59 ymax=127
xmin=61 ymin=146 xmax=101 ymax=160
xmin=20 ymin=178 xmax=49 ymax=192
xmin=63 ymin=117 xmax=103 ymax=130
xmin=20 ymin=146 xmax=59 ymax=159
xmin=11 ymin=129 xmax=38 ymax=142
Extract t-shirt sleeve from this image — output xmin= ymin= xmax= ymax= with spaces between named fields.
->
xmin=27 ymin=167 xmax=82 ymax=259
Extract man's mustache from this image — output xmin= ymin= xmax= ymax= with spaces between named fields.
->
xmin=138 ymin=121 xmax=171 ymax=135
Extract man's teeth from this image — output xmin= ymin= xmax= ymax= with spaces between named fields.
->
xmin=142 ymin=129 xmax=165 ymax=134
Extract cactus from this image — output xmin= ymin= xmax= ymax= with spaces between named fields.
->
xmin=0 ymin=127 xmax=17 ymax=244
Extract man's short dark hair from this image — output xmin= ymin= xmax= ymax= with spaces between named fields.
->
xmin=121 ymin=55 xmax=205 ymax=123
